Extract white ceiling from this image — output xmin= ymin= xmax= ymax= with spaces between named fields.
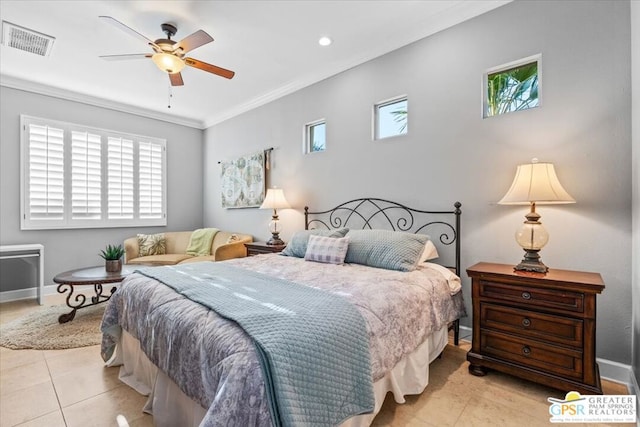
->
xmin=0 ymin=0 xmax=509 ymax=129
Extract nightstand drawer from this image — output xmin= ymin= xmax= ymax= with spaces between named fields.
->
xmin=480 ymin=303 xmax=583 ymax=347
xmin=480 ymin=330 xmax=583 ymax=380
xmin=245 ymin=242 xmax=286 ymax=256
xmin=479 ymin=280 xmax=584 ymax=313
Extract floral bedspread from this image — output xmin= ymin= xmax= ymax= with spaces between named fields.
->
xmin=101 ymin=255 xmax=465 ymax=427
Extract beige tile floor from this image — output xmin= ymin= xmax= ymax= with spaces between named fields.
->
xmin=0 ymin=295 xmax=635 ymax=427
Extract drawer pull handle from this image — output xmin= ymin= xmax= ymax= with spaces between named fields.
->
xmin=522 ymin=318 xmax=531 ymax=327
xmin=522 ymin=346 xmax=532 ymax=356
xmin=521 ymin=292 xmax=531 ymax=300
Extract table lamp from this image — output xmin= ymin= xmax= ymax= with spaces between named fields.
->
xmin=498 ymin=158 xmax=575 ymax=273
xmin=259 ymin=188 xmax=290 ymax=245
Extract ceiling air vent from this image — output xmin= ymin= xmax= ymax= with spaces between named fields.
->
xmin=1 ymin=21 xmax=55 ymax=56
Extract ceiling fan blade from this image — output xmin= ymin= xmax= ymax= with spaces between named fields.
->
xmin=169 ymin=72 xmax=184 ymax=86
xmin=99 ymin=16 xmax=160 ymax=51
xmin=99 ymin=54 xmax=152 ymax=61
xmin=184 ymin=57 xmax=235 ymax=79
xmin=173 ymin=30 xmax=213 ymax=54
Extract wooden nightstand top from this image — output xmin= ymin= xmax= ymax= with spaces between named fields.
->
xmin=245 ymin=241 xmax=286 ymax=256
xmin=467 ymin=262 xmax=605 ymax=292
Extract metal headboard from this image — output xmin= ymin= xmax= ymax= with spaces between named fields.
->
xmin=304 ymin=198 xmax=462 ymax=276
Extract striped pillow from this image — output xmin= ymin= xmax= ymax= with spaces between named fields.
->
xmin=304 ymin=235 xmax=350 ymax=265
xmin=281 ymin=228 xmax=349 ymax=258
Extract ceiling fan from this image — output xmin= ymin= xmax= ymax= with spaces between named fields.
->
xmin=99 ymin=16 xmax=235 ymax=86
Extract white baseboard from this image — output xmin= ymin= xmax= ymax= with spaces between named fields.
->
xmin=459 ymin=325 xmax=473 ymax=340
xmin=457 ymin=325 xmax=632 ymax=387
xmin=0 ymin=285 xmax=58 ymax=303
xmin=597 ymin=357 xmax=633 ymax=387
xmin=629 ymin=368 xmax=639 ymax=426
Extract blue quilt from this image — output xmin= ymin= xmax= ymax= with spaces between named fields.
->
xmin=135 ymin=262 xmax=374 ymax=426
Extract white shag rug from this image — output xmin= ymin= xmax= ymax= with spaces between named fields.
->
xmin=0 ymin=304 xmax=105 ymax=350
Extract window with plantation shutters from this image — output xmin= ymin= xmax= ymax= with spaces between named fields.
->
xmin=107 ymin=137 xmax=134 ymax=219
xmin=21 ymin=115 xmax=166 ymax=230
xmin=139 ymin=141 xmax=163 ymax=219
xmin=71 ymin=131 xmax=101 ymax=219
xmin=27 ymin=123 xmax=65 ymax=220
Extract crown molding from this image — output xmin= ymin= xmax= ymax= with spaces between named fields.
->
xmin=0 ymin=74 xmax=205 ymax=130
xmin=203 ymin=0 xmax=511 ymax=127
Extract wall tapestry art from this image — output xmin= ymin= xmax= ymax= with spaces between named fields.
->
xmin=220 ymin=150 xmax=265 ymax=208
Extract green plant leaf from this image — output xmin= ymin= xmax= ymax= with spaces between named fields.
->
xmin=486 ymin=61 xmax=539 ymax=116
xmin=99 ymin=244 xmax=124 ymax=260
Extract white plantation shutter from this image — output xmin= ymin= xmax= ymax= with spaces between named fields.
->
xmin=139 ymin=141 xmax=164 ymax=219
xmin=71 ymin=131 xmax=101 ymax=219
xmin=107 ymin=137 xmax=135 ymax=219
xmin=21 ymin=115 xmax=166 ymax=230
xmin=27 ymin=123 xmax=65 ymax=220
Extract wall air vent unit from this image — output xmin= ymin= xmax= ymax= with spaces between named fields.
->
xmin=1 ymin=21 xmax=55 ymax=56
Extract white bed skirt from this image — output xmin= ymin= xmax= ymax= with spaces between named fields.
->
xmin=107 ymin=326 xmax=449 ymax=427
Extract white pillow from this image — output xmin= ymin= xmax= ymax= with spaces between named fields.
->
xmin=418 ymin=240 xmax=439 ymax=263
xmin=423 ymin=262 xmax=461 ymax=295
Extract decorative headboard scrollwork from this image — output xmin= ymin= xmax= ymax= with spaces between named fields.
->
xmin=304 ymin=198 xmax=462 ymax=275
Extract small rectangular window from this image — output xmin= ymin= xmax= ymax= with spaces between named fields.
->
xmin=304 ymin=120 xmax=326 ymax=154
xmin=374 ymin=96 xmax=408 ymax=140
xmin=484 ymin=55 xmax=541 ymax=118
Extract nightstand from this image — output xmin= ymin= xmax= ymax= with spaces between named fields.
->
xmin=245 ymin=242 xmax=286 ymax=256
xmin=466 ymin=262 xmax=605 ymax=395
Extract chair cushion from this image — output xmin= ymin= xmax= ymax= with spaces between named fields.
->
xmin=127 ymin=254 xmax=193 ymax=266
xmin=179 ymin=256 xmax=215 ymax=264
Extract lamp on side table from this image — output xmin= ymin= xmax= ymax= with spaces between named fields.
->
xmin=259 ymin=188 xmax=290 ymax=245
xmin=498 ymin=158 xmax=575 ymax=273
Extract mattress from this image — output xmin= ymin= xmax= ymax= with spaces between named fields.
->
xmin=110 ymin=325 xmax=449 ymax=427
xmin=102 ymin=254 xmax=465 ymax=426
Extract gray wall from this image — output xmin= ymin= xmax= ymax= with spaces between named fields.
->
xmin=631 ymin=0 xmax=639 ymax=396
xmin=0 ymin=87 xmax=204 ymax=288
xmin=204 ymin=1 xmax=632 ymax=365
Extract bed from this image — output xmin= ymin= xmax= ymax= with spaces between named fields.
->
xmin=101 ymin=198 xmax=466 ymax=427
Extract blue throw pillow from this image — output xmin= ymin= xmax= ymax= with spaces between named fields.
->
xmin=345 ymin=229 xmax=429 ymax=272
xmin=281 ymin=228 xmax=349 ymax=258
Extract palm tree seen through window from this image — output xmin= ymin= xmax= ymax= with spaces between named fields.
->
xmin=486 ymin=59 xmax=539 ymax=117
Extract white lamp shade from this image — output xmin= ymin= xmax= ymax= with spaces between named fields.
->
xmin=260 ymin=188 xmax=291 ymax=210
xmin=152 ymin=53 xmax=186 ymax=74
xmin=498 ymin=161 xmax=575 ymax=205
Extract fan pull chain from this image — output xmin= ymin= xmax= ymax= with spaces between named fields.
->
xmin=167 ymin=84 xmax=173 ymax=109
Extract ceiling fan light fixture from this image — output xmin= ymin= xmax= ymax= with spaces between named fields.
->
xmin=99 ymin=17 xmax=234 ymax=85
xmin=152 ymin=52 xmax=185 ymax=73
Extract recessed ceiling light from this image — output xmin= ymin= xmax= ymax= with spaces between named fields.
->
xmin=318 ymin=36 xmax=332 ymax=47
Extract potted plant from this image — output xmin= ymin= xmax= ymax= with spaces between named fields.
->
xmin=100 ymin=244 xmax=125 ymax=273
